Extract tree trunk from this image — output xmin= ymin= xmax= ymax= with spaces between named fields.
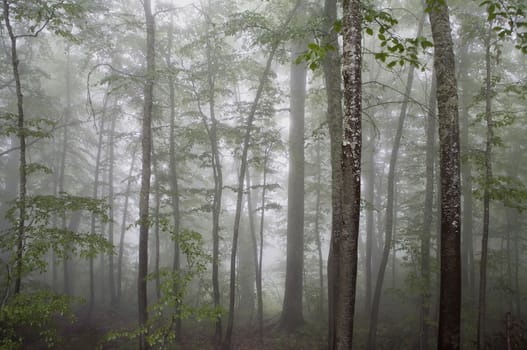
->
xmin=280 ymin=39 xmax=307 ymax=332
xmin=367 ymin=11 xmax=425 ymax=348
xmin=419 ymin=71 xmax=437 ymax=350
xmin=321 ymin=0 xmax=343 ymax=346
xmin=332 ymin=0 xmax=362 ymax=348
xmin=476 ymin=25 xmax=494 ymax=350
xmin=256 ymin=145 xmax=272 ymax=345
xmin=428 ymin=1 xmax=462 ymax=348
xmin=88 ymin=93 xmax=108 ymax=316
xmin=152 ymin=142 xmax=161 ymax=302
xmin=364 ymin=126 xmax=375 ymax=317
xmin=139 ymin=1 xmax=155 ymax=348
xmin=107 ymin=101 xmax=117 ymax=306
xmin=222 ymin=5 xmax=300 ymax=348
xmin=61 ymin=47 xmax=73 ymax=296
xmin=166 ymin=13 xmax=182 ymax=338
xmin=117 ymin=146 xmax=137 ymax=305
xmin=3 ymin=0 xmax=27 ymax=295
xmin=313 ymin=137 xmax=325 ymax=320
xmin=241 ymin=170 xmax=257 ymax=324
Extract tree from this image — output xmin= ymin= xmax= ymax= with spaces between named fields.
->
xmin=322 ymin=0 xmax=343 ymax=346
xmin=427 ymin=0 xmax=462 ymax=348
xmin=331 ymin=0 xmax=362 ymax=348
xmin=366 ymin=9 xmax=426 ymax=349
xmin=476 ymin=24 xmax=494 ymax=350
xmin=222 ymin=3 xmax=301 ymax=348
xmin=280 ymin=38 xmax=307 ymax=332
xmin=138 ymin=0 xmax=155 ymax=348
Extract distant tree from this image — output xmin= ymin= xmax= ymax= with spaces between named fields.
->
xmin=138 ymin=0 xmax=155 ymax=348
xmin=280 ymin=38 xmax=307 ymax=332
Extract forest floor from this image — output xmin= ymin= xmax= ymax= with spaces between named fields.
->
xmin=45 ymin=310 xmax=326 ymax=350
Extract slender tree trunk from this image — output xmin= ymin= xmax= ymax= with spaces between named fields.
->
xmin=3 ymin=0 xmax=27 ymax=295
xmin=152 ymin=143 xmax=161 ymax=302
xmin=242 ymin=170 xmax=257 ymax=324
xmin=61 ymin=48 xmax=73 ymax=296
xmin=367 ymin=12 xmax=424 ymax=348
xmin=166 ymin=13 xmax=182 ymax=338
xmin=280 ymin=39 xmax=307 ymax=332
xmin=419 ymin=72 xmax=437 ymax=350
xmin=476 ymin=25 xmax=494 ymax=350
xmin=313 ymin=137 xmax=325 ymax=320
xmin=195 ymin=15 xmax=225 ymax=342
xmin=222 ymin=6 xmax=300 ymax=347
xmin=117 ymin=147 xmax=136 ymax=305
xmin=139 ymin=1 xmax=155 ymax=348
xmin=108 ymin=102 xmax=117 ymax=306
xmin=255 ymin=145 xmax=272 ymax=345
xmin=364 ymin=126 xmax=375 ymax=317
xmin=88 ymin=94 xmax=108 ymax=315
xmin=428 ymin=1 xmax=462 ymax=348
xmin=322 ymin=0 xmax=343 ymax=346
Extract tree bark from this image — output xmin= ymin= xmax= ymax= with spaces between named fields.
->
xmin=428 ymin=1 xmax=462 ymax=348
xmin=332 ymin=0 xmax=362 ymax=348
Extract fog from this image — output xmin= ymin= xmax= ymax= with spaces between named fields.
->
xmin=1 ymin=0 xmax=526 ymax=349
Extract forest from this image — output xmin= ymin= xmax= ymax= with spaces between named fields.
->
xmin=1 ymin=0 xmax=527 ymax=349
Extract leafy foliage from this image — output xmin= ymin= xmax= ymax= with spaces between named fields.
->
xmin=0 ymin=192 xmax=112 ymax=278
xmin=481 ymin=0 xmax=527 ymax=53
xmin=296 ymin=4 xmax=433 ymax=71
xmin=0 ymin=291 xmax=78 ymax=349
xmin=102 ymin=225 xmax=218 ymax=349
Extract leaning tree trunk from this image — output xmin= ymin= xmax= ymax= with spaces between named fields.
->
xmin=222 ymin=5 xmax=300 ymax=348
xmin=367 ymin=11 xmax=425 ymax=348
xmin=280 ymin=39 xmax=307 ymax=332
xmin=428 ymin=1 xmax=462 ymax=349
xmin=476 ymin=25 xmax=494 ymax=350
xmin=138 ymin=1 xmax=155 ymax=348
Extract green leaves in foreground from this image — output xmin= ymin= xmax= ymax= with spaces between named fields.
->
xmin=481 ymin=0 xmax=527 ymax=53
xmin=1 ymin=192 xmax=113 ymax=276
xmin=102 ymin=227 xmax=218 ymax=350
xmin=296 ymin=5 xmax=433 ymax=71
xmin=0 ymin=291 xmax=79 ymax=350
